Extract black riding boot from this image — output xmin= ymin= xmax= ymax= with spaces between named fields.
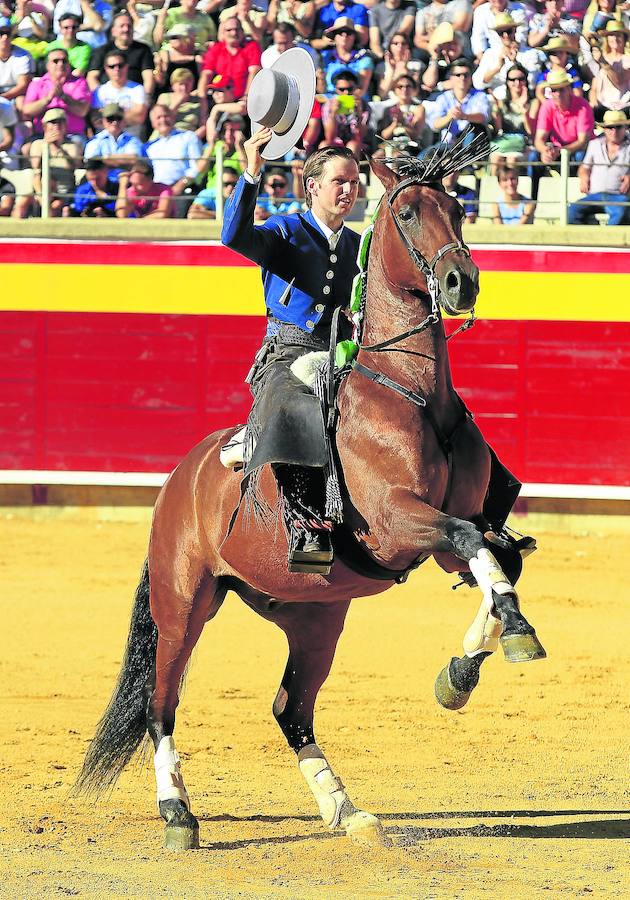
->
xmin=274 ymin=464 xmax=333 ymax=575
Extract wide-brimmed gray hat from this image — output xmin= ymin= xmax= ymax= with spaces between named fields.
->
xmin=247 ymin=47 xmax=315 ymax=160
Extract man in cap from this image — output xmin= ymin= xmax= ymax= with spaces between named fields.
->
xmin=534 ymin=69 xmax=594 ymax=165
xmin=71 ymin=157 xmax=117 ymax=216
xmin=568 ymin=110 xmax=630 ymax=225
xmin=321 ymin=16 xmax=374 ymax=96
xmin=14 ymin=107 xmax=80 ymax=217
xmin=154 ymin=0 xmax=216 ymax=52
xmin=472 ymin=13 xmax=540 ymax=98
xmin=470 ymin=0 xmax=528 ymax=60
xmin=312 ymin=0 xmax=369 ymax=50
xmin=84 ymin=101 xmax=143 ymax=179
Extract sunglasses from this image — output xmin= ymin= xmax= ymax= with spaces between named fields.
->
xmin=106 ymin=62 xmax=126 ymax=69
xmin=336 ymin=85 xmax=353 ymax=92
xmin=603 ymin=124 xmax=626 ymax=129
xmin=549 ymin=86 xmax=568 ymax=92
xmin=337 ymin=30 xmax=354 ymax=36
xmin=105 ymin=115 xmax=123 ymax=122
xmin=507 ymin=76 xmax=526 ymax=82
xmin=270 ymin=181 xmax=286 ymax=188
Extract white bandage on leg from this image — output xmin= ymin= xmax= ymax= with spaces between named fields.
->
xmin=463 ymin=598 xmax=503 ymax=657
xmin=154 ymin=736 xmax=190 ymax=811
xmin=468 ymin=547 xmax=516 ymax=613
xmin=298 ymin=745 xmax=354 ymax=830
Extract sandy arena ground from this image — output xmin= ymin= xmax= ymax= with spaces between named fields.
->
xmin=1 ymin=514 xmax=629 ymax=899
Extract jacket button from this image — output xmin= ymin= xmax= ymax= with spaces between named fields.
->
xmin=305 ymin=319 xmax=315 ymax=329
xmin=323 ymin=285 xmax=331 ymax=295
xmin=326 ymin=270 xmax=334 ymax=279
xmin=330 ymin=254 xmax=337 ymax=263
xmin=315 ymin=303 xmax=324 ymax=312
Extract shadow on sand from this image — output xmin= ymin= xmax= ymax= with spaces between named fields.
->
xmin=196 ymin=810 xmax=630 ymax=850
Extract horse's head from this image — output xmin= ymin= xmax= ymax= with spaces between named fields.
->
xmin=369 ymin=155 xmax=479 ymax=316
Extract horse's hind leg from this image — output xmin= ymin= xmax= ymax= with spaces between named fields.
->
xmin=148 ymin=568 xmax=226 ymax=850
xmin=434 ymin=519 xmax=545 ymax=709
xmin=267 ymin=599 xmax=390 ymax=847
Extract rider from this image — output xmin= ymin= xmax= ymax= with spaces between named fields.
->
xmin=221 ymin=129 xmax=361 ymax=575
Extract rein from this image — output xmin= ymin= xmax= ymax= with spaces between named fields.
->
xmin=358 ymin=177 xmax=472 ymax=354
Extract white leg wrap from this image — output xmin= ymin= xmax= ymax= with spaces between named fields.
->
xmin=468 ymin=547 xmax=516 ymax=613
xmin=463 ymin=598 xmax=503 ymax=657
xmin=298 ymin=745 xmax=355 ymax=830
xmin=154 ymin=736 xmax=190 ymax=811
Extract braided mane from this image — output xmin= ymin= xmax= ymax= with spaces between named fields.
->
xmin=381 ymin=125 xmax=491 ymax=186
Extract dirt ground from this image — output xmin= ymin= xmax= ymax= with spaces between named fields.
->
xmin=1 ymin=513 xmax=629 ymax=899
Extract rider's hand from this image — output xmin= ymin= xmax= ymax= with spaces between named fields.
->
xmin=243 ymin=127 xmax=272 ymax=178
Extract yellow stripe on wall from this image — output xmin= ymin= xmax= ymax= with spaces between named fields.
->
xmin=3 ymin=263 xmax=629 ymax=322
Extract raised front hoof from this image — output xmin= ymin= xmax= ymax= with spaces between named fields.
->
xmin=500 ymin=632 xmax=547 ymax=663
xmin=342 ymin=811 xmax=391 ymax=848
xmin=160 ymin=799 xmax=200 ymax=851
xmin=434 ymin=664 xmax=471 ymax=710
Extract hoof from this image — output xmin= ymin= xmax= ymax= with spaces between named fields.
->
xmin=342 ymin=811 xmax=391 ymax=848
xmin=434 ymin=664 xmax=471 ymax=710
xmin=164 ymin=822 xmax=200 ymax=851
xmin=160 ymin=799 xmax=200 ymax=851
xmin=500 ymin=632 xmax=547 ymax=663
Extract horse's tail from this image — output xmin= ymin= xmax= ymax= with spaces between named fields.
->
xmin=73 ymin=559 xmax=157 ymax=798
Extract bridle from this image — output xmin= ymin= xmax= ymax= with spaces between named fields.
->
xmin=359 ymin=177 xmax=473 ymax=353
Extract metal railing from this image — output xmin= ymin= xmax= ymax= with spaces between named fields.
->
xmin=2 ymin=148 xmax=628 ymax=226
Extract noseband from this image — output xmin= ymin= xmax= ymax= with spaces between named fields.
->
xmin=359 ymin=177 xmax=471 ymax=353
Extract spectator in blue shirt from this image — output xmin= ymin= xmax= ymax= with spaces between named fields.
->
xmin=71 ymin=158 xmax=117 ymax=216
xmin=427 ymin=57 xmax=492 ymax=140
xmin=255 ymin=168 xmax=304 ymax=219
xmin=320 ymin=16 xmax=374 ymax=97
xmin=143 ymin=103 xmax=203 ymax=214
xmin=84 ymin=101 xmax=143 ymax=180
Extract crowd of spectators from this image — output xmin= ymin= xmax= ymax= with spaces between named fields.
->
xmin=0 ymin=0 xmax=628 ymax=221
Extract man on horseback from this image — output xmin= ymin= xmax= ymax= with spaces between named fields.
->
xmin=221 ymin=131 xmax=361 ymax=575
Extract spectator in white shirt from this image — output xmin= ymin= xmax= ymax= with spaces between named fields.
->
xmin=143 ymin=103 xmax=203 ymax=214
xmin=471 ymin=0 xmax=530 ymax=60
xmin=92 ymin=50 xmax=147 ymax=138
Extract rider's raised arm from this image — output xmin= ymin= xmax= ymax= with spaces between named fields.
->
xmin=221 ymin=126 xmax=290 ymax=266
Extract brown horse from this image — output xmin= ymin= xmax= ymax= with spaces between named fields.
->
xmin=75 ymin=138 xmax=545 ymax=851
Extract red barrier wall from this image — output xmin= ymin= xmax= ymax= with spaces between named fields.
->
xmin=1 ymin=240 xmax=629 ymax=487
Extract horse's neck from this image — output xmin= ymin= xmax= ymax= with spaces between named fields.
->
xmin=360 ymin=252 xmax=455 ymax=404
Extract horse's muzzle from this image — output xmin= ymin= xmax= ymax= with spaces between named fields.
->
xmin=436 ymin=255 xmax=479 ymax=315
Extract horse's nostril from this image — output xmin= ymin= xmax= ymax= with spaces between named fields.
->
xmin=445 ymin=270 xmax=460 ymax=293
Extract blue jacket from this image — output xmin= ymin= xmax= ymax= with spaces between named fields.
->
xmin=221 ymin=175 xmax=360 ymax=335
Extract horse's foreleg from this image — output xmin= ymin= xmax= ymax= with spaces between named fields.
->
xmin=434 ymin=518 xmax=545 ymax=709
xmin=269 ymin=600 xmax=390 ymax=847
xmin=148 ymin=572 xmax=225 ymax=851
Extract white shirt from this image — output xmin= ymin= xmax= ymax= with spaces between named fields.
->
xmin=471 ymin=2 xmax=529 ymax=58
xmin=0 ymin=95 xmax=18 ymax=168
xmin=92 ymin=80 xmax=147 ymax=137
xmin=311 ymin=210 xmax=344 ymax=249
xmin=0 ymin=45 xmax=33 ymax=93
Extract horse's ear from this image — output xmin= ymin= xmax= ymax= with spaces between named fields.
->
xmin=368 ymin=155 xmax=401 ymax=193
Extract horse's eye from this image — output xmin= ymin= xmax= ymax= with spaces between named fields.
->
xmin=398 ymin=206 xmax=414 ymax=223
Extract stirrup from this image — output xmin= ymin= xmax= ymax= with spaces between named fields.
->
xmin=288 ymin=530 xmax=333 ymax=575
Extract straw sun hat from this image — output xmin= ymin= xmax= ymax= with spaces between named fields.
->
xmin=247 ymin=47 xmax=316 ymax=160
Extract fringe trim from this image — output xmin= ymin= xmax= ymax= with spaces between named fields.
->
xmin=314 ymin=363 xmax=344 ymax=526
